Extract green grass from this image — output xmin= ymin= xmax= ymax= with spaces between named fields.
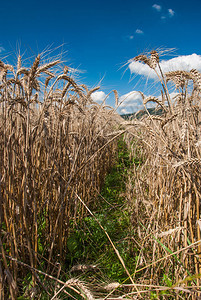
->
xmin=66 ymin=138 xmax=139 ymax=282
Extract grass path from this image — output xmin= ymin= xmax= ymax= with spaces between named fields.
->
xmin=66 ymin=138 xmax=138 ymax=283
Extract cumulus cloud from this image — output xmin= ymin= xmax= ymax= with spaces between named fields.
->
xmin=120 ymin=108 xmax=130 ymax=114
xmin=129 ymin=60 xmax=155 ymax=78
xmin=168 ymin=8 xmax=175 ymax=17
xmin=135 ymin=29 xmax=144 ymax=34
xmin=119 ymin=91 xmax=142 ymax=107
xmin=91 ymin=91 xmax=106 ymax=103
xmin=152 ymin=4 xmax=162 ymax=12
xmin=118 ymin=91 xmax=180 ymax=114
xmin=158 ymin=92 xmax=179 ymax=104
xmin=158 ymin=91 xmax=178 ymax=100
xmin=118 ymin=91 xmax=146 ymax=113
xmin=129 ymin=54 xmax=201 ymax=79
xmin=129 ymin=35 xmax=134 ymax=40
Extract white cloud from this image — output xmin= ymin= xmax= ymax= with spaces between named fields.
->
xmin=152 ymin=5 xmax=175 ymax=20
xmin=168 ymin=8 xmax=175 ymax=17
xmin=135 ymin=29 xmax=144 ymax=34
xmin=158 ymin=92 xmax=179 ymax=105
xmin=158 ymin=91 xmax=178 ymax=100
xmin=160 ymin=54 xmax=201 ymax=72
xmin=129 ymin=35 xmax=134 ymax=40
xmin=120 ymin=108 xmax=130 ymax=114
xmin=152 ymin=4 xmax=161 ymax=12
xmin=129 ymin=54 xmax=201 ymax=79
xmin=119 ymin=91 xmax=142 ymax=107
xmin=129 ymin=60 xmax=154 ymax=78
xmin=118 ymin=91 xmax=180 ymax=114
xmin=118 ymin=91 xmax=145 ymax=113
xmin=91 ymin=91 xmax=106 ymax=103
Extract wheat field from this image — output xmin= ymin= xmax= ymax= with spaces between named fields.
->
xmin=121 ymin=51 xmax=201 ymax=299
xmin=1 ymin=50 xmax=201 ymax=299
xmin=0 ymin=53 xmax=121 ymax=299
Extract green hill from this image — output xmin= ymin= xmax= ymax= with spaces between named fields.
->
xmin=121 ymin=107 xmax=164 ymax=120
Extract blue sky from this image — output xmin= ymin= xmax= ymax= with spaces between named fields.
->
xmin=1 ymin=0 xmax=201 ymax=113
